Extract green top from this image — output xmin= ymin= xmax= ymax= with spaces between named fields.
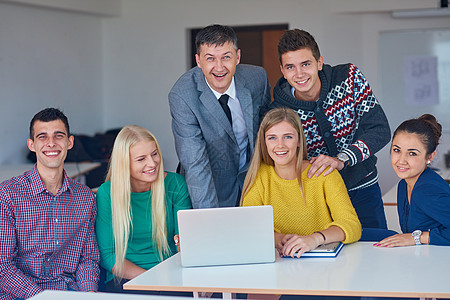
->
xmin=95 ymin=172 xmax=192 ymax=283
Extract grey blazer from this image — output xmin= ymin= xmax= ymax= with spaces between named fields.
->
xmin=169 ymin=64 xmax=271 ymax=208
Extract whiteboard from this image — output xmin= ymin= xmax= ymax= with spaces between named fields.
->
xmin=379 ymin=28 xmax=450 ymax=131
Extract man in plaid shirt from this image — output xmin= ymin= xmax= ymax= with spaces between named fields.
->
xmin=0 ymin=108 xmax=100 ymax=299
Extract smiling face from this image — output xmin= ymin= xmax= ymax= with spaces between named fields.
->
xmin=27 ymin=120 xmax=73 ymax=173
xmin=129 ymin=140 xmax=161 ymax=193
xmin=280 ymin=48 xmax=323 ymax=102
xmin=265 ymin=121 xmax=300 ymax=178
xmin=195 ymin=41 xmax=241 ymax=94
xmin=390 ymin=131 xmax=436 ymax=187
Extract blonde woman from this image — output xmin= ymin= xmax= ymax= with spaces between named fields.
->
xmin=95 ymin=125 xmax=191 ymax=292
xmin=242 ymin=107 xmax=361 ymax=258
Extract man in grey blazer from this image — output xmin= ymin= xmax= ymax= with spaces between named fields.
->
xmin=169 ymin=24 xmax=271 ymax=208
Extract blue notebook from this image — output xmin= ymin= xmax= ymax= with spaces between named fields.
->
xmin=283 ymin=242 xmax=344 ymax=258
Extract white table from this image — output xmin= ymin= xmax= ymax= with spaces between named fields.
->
xmin=28 ymin=290 xmax=188 ymax=300
xmin=0 ymin=162 xmax=101 ymax=183
xmin=124 ymin=242 xmax=450 ymax=299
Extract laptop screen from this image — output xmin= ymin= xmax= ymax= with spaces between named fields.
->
xmin=177 ymin=205 xmax=275 ymax=267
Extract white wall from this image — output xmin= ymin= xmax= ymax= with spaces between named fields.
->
xmin=360 ymin=12 xmax=450 ymax=193
xmin=0 ymin=0 xmax=120 ymax=16
xmin=101 ymin=0 xmax=450 ymax=194
xmin=0 ymin=2 xmax=104 ymax=164
xmin=1 ymin=0 xmax=449 ymax=196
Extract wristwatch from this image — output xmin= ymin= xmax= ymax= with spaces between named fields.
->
xmin=412 ymin=230 xmax=422 ymax=245
xmin=337 ymin=152 xmax=350 ymax=167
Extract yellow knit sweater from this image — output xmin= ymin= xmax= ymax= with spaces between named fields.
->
xmin=242 ymin=163 xmax=361 ymax=244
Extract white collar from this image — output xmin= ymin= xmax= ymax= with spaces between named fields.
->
xmin=207 ymin=77 xmax=236 ymax=100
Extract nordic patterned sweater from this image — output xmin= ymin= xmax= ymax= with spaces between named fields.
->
xmin=266 ymin=63 xmax=391 ymax=190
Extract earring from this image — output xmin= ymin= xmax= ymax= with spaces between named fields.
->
xmin=427 ymin=161 xmax=431 ymax=164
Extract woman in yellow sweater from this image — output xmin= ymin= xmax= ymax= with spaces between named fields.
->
xmin=241 ymin=107 xmax=361 ymax=258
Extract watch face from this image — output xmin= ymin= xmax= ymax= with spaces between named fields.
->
xmin=338 ymin=153 xmax=349 ymax=162
xmin=412 ymin=230 xmax=422 ymax=237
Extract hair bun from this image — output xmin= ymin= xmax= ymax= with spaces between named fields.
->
xmin=418 ymin=113 xmax=442 ymax=142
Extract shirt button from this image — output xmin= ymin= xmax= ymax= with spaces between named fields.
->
xmin=324 ymin=132 xmax=331 ymax=138
xmin=56 ymin=241 xmax=59 ymax=245
xmin=315 ymin=107 xmax=321 ymax=113
xmin=55 ymin=218 xmax=58 ymax=223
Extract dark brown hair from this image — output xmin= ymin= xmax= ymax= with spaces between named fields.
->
xmin=393 ymin=114 xmax=442 ymax=155
xmin=277 ymin=29 xmax=321 ymax=64
xmin=29 ymin=108 xmax=70 ymax=139
xmin=195 ymin=24 xmax=238 ymax=54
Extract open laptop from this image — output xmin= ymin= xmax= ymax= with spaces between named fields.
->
xmin=177 ymin=205 xmax=275 ymax=267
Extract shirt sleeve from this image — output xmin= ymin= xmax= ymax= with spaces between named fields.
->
xmin=242 ymin=179 xmax=265 ymax=208
xmin=242 ymin=189 xmax=264 ymax=206
xmin=415 ymin=185 xmax=450 ymax=245
xmin=168 ymin=91 xmax=220 ymax=209
xmin=322 ymin=170 xmax=362 ymax=243
xmin=341 ymin=64 xmax=391 ymax=166
xmin=0 ymin=191 xmax=44 ymax=299
xmin=95 ymin=183 xmax=116 ymax=273
xmin=75 ymin=192 xmax=100 ymax=292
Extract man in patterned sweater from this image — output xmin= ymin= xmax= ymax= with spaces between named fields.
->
xmin=264 ymin=29 xmax=390 ymax=229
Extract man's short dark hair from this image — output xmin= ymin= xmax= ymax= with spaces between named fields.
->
xmin=29 ymin=108 xmax=70 ymax=139
xmin=278 ymin=29 xmax=321 ymax=64
xmin=195 ymin=24 xmax=238 ymax=54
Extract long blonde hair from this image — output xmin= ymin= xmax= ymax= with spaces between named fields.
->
xmin=105 ymin=125 xmax=170 ymax=279
xmin=241 ymin=107 xmax=307 ymax=204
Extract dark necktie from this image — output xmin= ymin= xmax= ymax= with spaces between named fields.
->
xmin=218 ymin=94 xmax=232 ymax=125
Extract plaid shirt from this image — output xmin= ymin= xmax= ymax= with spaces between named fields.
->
xmin=0 ymin=165 xmax=100 ymax=300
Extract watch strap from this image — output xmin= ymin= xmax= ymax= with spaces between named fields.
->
xmin=412 ymin=230 xmax=422 ymax=245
